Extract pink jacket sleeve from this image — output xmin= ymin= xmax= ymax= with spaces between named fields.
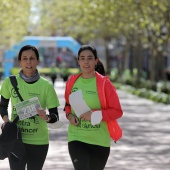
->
xmin=64 ymin=80 xmax=72 ymax=116
xmin=101 ymin=79 xmax=123 ymax=122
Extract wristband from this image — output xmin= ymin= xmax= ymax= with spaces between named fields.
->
xmin=66 ymin=113 xmax=72 ymax=118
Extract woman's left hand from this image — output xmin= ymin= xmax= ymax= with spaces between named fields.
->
xmin=80 ymin=111 xmax=92 ymax=121
xmin=37 ymin=108 xmax=47 ymax=121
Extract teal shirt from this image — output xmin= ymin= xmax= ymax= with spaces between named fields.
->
xmin=68 ymin=77 xmax=110 ymax=147
xmin=0 ymin=74 xmax=60 ymax=145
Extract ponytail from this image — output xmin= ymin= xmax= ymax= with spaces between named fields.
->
xmin=95 ymin=59 xmax=106 ymax=76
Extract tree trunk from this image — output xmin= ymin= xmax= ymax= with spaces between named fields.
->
xmin=104 ymin=42 xmax=110 ymax=75
xmin=129 ymin=45 xmax=134 ymax=76
xmin=136 ymin=42 xmax=143 ymax=85
xmin=149 ymin=48 xmax=157 ymax=91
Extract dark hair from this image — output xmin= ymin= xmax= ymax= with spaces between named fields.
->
xmin=18 ymin=45 xmax=39 ymax=61
xmin=77 ymin=45 xmax=106 ymax=76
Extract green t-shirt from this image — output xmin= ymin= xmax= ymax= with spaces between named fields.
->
xmin=68 ymin=77 xmax=110 ymax=147
xmin=0 ymin=75 xmax=60 ymax=145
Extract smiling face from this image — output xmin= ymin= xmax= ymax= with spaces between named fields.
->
xmin=78 ymin=50 xmax=98 ymax=78
xmin=19 ymin=49 xmax=39 ymax=77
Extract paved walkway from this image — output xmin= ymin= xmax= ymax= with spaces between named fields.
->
xmin=0 ymin=80 xmax=170 ymax=170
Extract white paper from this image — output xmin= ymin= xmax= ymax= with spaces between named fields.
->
xmin=91 ymin=111 xmax=102 ymax=125
xmin=69 ymin=90 xmax=91 ymax=117
xmin=48 ymin=121 xmax=64 ymax=129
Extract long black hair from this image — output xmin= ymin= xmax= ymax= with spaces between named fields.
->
xmin=77 ymin=45 xmax=106 ymax=76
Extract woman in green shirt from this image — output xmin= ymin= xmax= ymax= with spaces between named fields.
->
xmin=0 ymin=45 xmax=60 ymax=170
xmin=64 ymin=45 xmax=123 ymax=170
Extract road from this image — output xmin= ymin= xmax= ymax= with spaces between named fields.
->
xmin=0 ymin=80 xmax=170 ymax=170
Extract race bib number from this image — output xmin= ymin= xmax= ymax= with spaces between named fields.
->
xmin=15 ymin=97 xmax=41 ymax=120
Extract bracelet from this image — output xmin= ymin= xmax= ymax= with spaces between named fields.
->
xmin=66 ymin=113 xmax=72 ymax=118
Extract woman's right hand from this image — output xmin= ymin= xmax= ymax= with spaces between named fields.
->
xmin=67 ymin=114 xmax=79 ymax=126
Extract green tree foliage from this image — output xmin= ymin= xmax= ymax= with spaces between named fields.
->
xmin=23 ymin=0 xmax=170 ymax=81
xmin=0 ymin=0 xmax=30 ymax=48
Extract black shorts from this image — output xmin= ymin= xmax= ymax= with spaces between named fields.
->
xmin=8 ymin=143 xmax=49 ymax=170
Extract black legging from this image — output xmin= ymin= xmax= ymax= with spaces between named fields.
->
xmin=8 ymin=143 xmax=49 ymax=170
xmin=68 ymin=141 xmax=110 ymax=170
